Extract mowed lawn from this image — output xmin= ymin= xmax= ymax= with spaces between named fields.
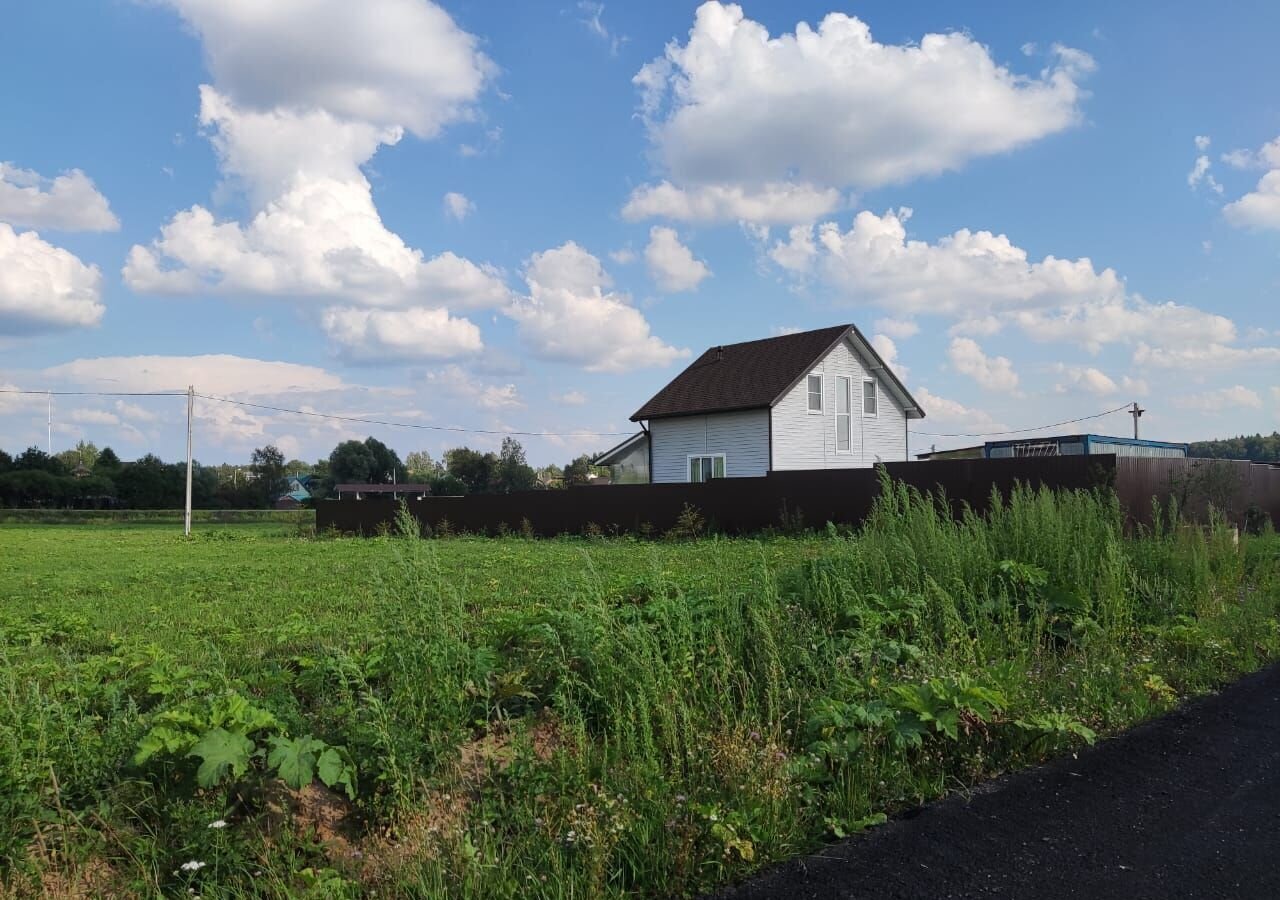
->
xmin=0 ymin=524 xmax=820 ymax=652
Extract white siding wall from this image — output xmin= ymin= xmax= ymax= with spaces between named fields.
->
xmin=649 ymin=409 xmax=770 ymax=483
xmin=770 ymin=338 xmax=908 ymax=470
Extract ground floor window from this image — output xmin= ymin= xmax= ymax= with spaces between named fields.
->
xmin=688 ymin=454 xmax=726 ymax=482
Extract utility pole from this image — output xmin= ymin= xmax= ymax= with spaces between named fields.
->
xmin=185 ymin=385 xmax=194 ymax=537
xmin=46 ymin=391 xmax=52 ymax=455
xmin=1130 ymin=401 xmax=1145 ymax=440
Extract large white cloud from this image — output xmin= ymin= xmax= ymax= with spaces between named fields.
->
xmin=1222 ymin=135 xmax=1280 ymax=230
xmin=772 ymin=207 xmax=1237 ymax=354
xmin=1174 ymin=385 xmax=1263 ymax=411
xmin=644 ymin=226 xmax=710 ymax=292
xmin=1134 ymin=342 xmax=1280 ymax=371
xmin=321 ymin=306 xmax=483 ymax=363
xmin=43 ymin=354 xmax=348 ymax=395
xmin=508 ymin=242 xmax=688 ymax=372
xmin=948 ymin=337 xmax=1019 ymax=393
xmin=128 ymin=0 xmax=505 ymax=348
xmin=0 ymin=224 xmax=105 ymax=334
xmin=912 ymin=387 xmax=1006 ymax=432
xmin=622 ymin=181 xmax=840 ymax=225
xmin=156 ymin=0 xmax=493 ymax=138
xmin=628 ymin=2 xmax=1092 ymax=223
xmin=0 ymin=163 xmax=119 ymax=232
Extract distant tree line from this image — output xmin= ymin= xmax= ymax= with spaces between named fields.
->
xmin=1189 ymin=432 xmax=1280 ymax=463
xmin=0 ymin=435 xmax=603 ymax=509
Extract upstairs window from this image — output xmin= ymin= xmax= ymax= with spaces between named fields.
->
xmin=807 ymin=374 xmax=823 ymax=413
xmin=688 ymin=454 xmax=726 ymax=482
xmin=836 ymin=376 xmax=851 ymax=452
xmin=863 ymin=379 xmax=878 ymax=417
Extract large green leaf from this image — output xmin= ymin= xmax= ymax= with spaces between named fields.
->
xmin=133 ymin=725 xmax=198 ymax=765
xmin=317 ymin=747 xmax=357 ymax=800
xmin=267 ymin=735 xmax=326 ymax=790
xmin=189 ymin=727 xmax=254 ymax=787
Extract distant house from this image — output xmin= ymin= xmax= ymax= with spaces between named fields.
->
xmin=983 ymin=435 xmax=1188 ymax=459
xmin=613 ymin=324 xmax=924 ymax=484
xmin=274 ymin=474 xmax=314 ymax=509
xmin=917 ymin=435 xmax=1188 ymax=461
xmin=334 ymin=483 xmax=431 ymax=500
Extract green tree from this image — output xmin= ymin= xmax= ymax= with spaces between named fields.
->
xmin=494 ymin=437 xmax=537 ymax=493
xmin=15 ymin=446 xmax=66 ymax=475
xmin=428 ymin=472 xmax=468 ymax=496
xmin=284 ymin=459 xmax=312 ymax=476
xmin=563 ymin=453 xmax=594 ymax=486
xmin=250 ymin=445 xmax=287 ymax=507
xmin=445 ymin=447 xmax=497 ymax=494
xmin=404 ymin=450 xmax=442 ymax=481
xmin=364 ymin=437 xmax=406 ymax=484
xmin=95 ymin=447 xmax=122 ymax=474
xmin=0 ymin=449 xmax=11 ymax=474
xmin=329 ymin=440 xmax=376 ymax=484
xmin=115 ymin=455 xmax=183 ymax=508
xmin=56 ymin=440 xmax=99 ymax=472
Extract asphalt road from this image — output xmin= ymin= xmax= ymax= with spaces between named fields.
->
xmin=713 ymin=664 xmax=1280 ymax=900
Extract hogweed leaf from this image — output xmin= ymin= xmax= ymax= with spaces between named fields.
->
xmin=268 ymin=735 xmax=326 ymax=790
xmin=189 ymin=728 xmax=254 ymax=787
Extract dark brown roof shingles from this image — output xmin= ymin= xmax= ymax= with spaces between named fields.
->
xmin=631 ymin=324 xmax=853 ymax=421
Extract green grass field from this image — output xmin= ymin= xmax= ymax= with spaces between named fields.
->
xmin=2 ymin=485 xmax=1278 ymax=898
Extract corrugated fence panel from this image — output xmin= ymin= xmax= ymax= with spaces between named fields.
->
xmin=1114 ymin=457 xmax=1280 ymax=529
xmin=317 ymin=456 xmax=1119 ymax=537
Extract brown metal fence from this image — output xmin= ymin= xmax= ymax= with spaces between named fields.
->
xmin=1114 ymin=457 xmax=1280 ymax=530
xmin=317 ymin=456 xmax=1116 ymax=537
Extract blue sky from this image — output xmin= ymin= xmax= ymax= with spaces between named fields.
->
xmin=2 ymin=0 xmax=1278 ymax=465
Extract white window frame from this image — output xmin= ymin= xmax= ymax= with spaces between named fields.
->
xmin=862 ymin=378 xmax=878 ymax=418
xmin=687 ymin=453 xmax=727 ymax=482
xmin=835 ymin=375 xmax=852 ymax=453
xmin=806 ymin=373 xmax=824 ymax=414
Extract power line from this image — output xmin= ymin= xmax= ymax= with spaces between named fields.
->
xmin=0 ymin=386 xmax=632 ymax=438
xmin=909 ymin=403 xmax=1132 ymax=439
xmin=194 ymin=392 xmax=632 ymax=438
xmin=0 ymin=388 xmax=187 ymax=397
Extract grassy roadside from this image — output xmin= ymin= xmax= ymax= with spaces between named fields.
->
xmin=1 ymin=484 xmax=1277 ymax=898
xmin=0 ymin=508 xmax=313 ymax=526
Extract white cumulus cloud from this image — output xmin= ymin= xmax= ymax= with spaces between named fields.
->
xmin=948 ymin=337 xmax=1019 ymax=393
xmin=0 ymin=224 xmax=105 ymax=335
xmin=321 ymin=306 xmax=483 ymax=363
xmin=1223 ymin=135 xmax=1280 ymax=230
xmin=44 ymin=354 xmax=348 ymax=396
xmin=443 ymin=191 xmax=475 ymax=221
xmin=771 ymin=207 xmax=1237 ymax=354
xmin=508 ymin=242 xmax=688 ymax=372
xmin=1051 ymin=364 xmax=1118 ymax=395
xmin=0 ymin=163 xmax=119 ymax=232
xmin=127 ymin=0 xmax=506 ymax=332
xmin=644 ymin=226 xmax=710 ymax=292
xmin=1175 ymin=385 xmax=1263 ymax=411
xmin=628 ymin=2 xmax=1092 ymax=223
xmin=874 ymin=317 xmax=919 ymax=339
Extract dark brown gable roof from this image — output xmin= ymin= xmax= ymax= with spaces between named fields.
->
xmin=633 ymin=323 xmax=924 ymax=421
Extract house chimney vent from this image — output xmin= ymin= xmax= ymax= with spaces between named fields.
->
xmin=715 ymin=345 xmax=724 ymax=361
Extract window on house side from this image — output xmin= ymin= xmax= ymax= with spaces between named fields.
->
xmin=863 ymin=379 xmax=878 ymax=417
xmin=807 ymin=374 xmax=823 ymax=412
xmin=836 ymin=376 xmax=851 ymax=452
xmin=688 ymin=454 xmax=726 ymax=482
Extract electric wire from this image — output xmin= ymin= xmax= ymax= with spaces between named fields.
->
xmin=908 ymin=403 xmax=1132 ymax=439
xmin=3 ymin=387 xmax=1136 ymax=442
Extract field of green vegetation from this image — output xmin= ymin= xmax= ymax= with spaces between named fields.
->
xmin=2 ymin=484 xmax=1278 ymax=898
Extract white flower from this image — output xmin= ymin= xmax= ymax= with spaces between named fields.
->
xmin=179 ymin=860 xmax=206 ymax=872
xmin=208 ymin=819 xmax=228 ymax=829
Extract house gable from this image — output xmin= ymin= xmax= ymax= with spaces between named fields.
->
xmin=770 ymin=336 xmax=908 ymax=470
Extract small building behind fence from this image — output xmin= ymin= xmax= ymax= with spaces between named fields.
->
xmin=983 ymin=434 xmax=1188 ymax=460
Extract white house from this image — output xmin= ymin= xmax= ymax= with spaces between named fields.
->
xmin=597 ymin=324 xmax=924 ymax=484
